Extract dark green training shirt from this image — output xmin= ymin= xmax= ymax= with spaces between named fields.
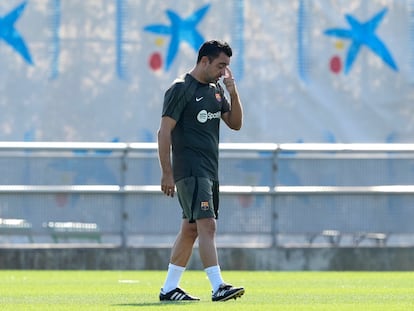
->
xmin=162 ymin=73 xmax=230 ymax=182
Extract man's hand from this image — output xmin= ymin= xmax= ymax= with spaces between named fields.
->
xmin=161 ymin=173 xmax=175 ymax=197
xmin=220 ymin=67 xmax=243 ymax=131
xmin=223 ymin=67 xmax=236 ymax=95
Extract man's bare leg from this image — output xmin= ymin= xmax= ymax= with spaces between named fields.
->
xmin=162 ymin=220 xmax=198 ymax=293
xmin=196 ymin=218 xmax=225 ymax=292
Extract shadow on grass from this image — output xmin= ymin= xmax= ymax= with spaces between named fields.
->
xmin=114 ymin=301 xmax=201 ymax=307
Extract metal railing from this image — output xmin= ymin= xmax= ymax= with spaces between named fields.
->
xmin=0 ymin=142 xmax=414 ymax=248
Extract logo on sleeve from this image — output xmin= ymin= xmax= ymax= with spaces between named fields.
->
xmin=215 ymin=93 xmax=222 ymax=102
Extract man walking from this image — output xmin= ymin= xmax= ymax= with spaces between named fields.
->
xmin=157 ymin=40 xmax=244 ymax=302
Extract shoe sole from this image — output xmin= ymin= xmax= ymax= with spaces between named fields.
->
xmin=213 ymin=288 xmax=245 ymax=302
xmin=160 ymin=297 xmax=200 ymax=302
xmin=160 ymin=299 xmax=200 ymax=302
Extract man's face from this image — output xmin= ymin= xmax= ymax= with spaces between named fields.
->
xmin=203 ymin=52 xmax=230 ymax=83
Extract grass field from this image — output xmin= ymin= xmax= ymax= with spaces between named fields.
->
xmin=0 ymin=270 xmax=413 ymax=310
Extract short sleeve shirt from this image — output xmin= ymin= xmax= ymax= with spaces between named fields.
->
xmin=162 ymin=74 xmax=230 ymax=182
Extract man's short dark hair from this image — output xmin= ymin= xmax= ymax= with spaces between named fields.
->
xmin=197 ymin=40 xmax=232 ymax=63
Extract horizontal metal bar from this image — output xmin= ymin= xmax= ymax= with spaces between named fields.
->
xmin=0 ymin=185 xmax=161 ymax=194
xmin=220 ymin=186 xmax=272 ymax=194
xmin=1 ymin=185 xmax=414 ymax=195
xmin=273 ymin=185 xmax=414 ymax=194
xmin=0 ymin=142 xmax=128 ymax=151
xmin=1 ymin=142 xmax=414 ymax=153
xmin=221 ymin=185 xmax=414 ymax=195
xmin=124 ymin=185 xmax=160 ymax=193
xmin=126 ymin=142 xmax=158 ymax=151
xmin=278 ymin=143 xmax=414 ymax=152
xmin=0 ymin=185 xmax=121 ymax=193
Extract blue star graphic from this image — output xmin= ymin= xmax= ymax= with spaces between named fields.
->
xmin=0 ymin=1 xmax=33 ymax=65
xmin=143 ymin=4 xmax=210 ymax=70
xmin=324 ymin=8 xmax=397 ymax=74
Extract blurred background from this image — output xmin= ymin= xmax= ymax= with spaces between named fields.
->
xmin=1 ymin=0 xmax=414 ymax=269
xmin=1 ymin=0 xmax=413 ymax=143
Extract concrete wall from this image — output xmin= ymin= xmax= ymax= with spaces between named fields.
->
xmin=1 ymin=247 xmax=414 ymax=271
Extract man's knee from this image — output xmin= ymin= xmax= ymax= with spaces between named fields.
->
xmin=196 ymin=218 xmax=216 ymax=236
xmin=181 ymin=222 xmax=198 ymax=240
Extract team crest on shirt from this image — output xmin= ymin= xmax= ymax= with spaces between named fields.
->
xmin=201 ymin=201 xmax=210 ymax=210
xmin=215 ymin=92 xmax=222 ymax=102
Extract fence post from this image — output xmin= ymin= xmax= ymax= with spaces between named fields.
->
xmin=120 ymin=147 xmax=128 ymax=248
xmin=271 ymin=146 xmax=279 ymax=247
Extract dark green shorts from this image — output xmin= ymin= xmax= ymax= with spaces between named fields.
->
xmin=176 ymin=177 xmax=219 ymax=223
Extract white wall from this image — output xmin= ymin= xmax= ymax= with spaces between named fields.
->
xmin=0 ymin=0 xmax=413 ymax=143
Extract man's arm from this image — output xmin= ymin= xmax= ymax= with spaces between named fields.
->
xmin=221 ymin=68 xmax=243 ymax=130
xmin=157 ymin=116 xmax=177 ymax=197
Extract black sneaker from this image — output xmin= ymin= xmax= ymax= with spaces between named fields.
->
xmin=212 ymin=283 xmax=245 ymax=302
xmin=159 ymin=287 xmax=200 ymax=301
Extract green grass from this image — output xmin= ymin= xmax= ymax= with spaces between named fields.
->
xmin=0 ymin=270 xmax=413 ymax=310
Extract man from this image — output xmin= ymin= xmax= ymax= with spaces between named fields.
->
xmin=157 ymin=40 xmax=244 ymax=302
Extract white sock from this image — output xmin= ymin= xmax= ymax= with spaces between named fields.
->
xmin=162 ymin=263 xmax=186 ymax=293
xmin=205 ymin=265 xmax=224 ymax=293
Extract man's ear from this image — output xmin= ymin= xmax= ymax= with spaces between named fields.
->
xmin=201 ymin=56 xmax=210 ymax=66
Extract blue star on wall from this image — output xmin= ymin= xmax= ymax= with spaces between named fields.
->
xmin=143 ymin=4 xmax=210 ymax=70
xmin=324 ymin=8 xmax=398 ymax=74
xmin=0 ymin=1 xmax=33 ymax=65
